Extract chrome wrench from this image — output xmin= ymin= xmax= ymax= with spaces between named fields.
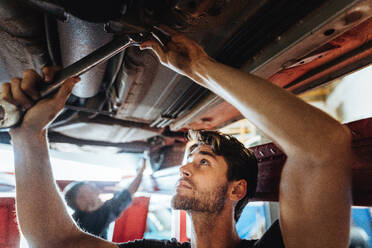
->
xmin=0 ymin=35 xmax=140 ymax=129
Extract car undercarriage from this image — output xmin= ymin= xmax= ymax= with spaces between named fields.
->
xmin=1 ymin=0 xmax=372 ymax=171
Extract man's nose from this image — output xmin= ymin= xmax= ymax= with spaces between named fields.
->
xmin=180 ymin=163 xmax=192 ymax=177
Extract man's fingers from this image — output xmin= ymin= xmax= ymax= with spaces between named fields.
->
xmin=10 ymin=77 xmax=33 ymax=110
xmin=156 ymin=25 xmax=179 ymax=36
xmin=42 ymin=66 xmax=61 ymax=83
xmin=21 ymin=69 xmax=42 ymax=101
xmin=140 ymin=40 xmax=166 ymax=62
xmin=52 ymin=77 xmax=80 ymax=108
xmin=1 ymin=83 xmax=14 ymax=103
xmin=171 ymin=34 xmax=194 ymax=46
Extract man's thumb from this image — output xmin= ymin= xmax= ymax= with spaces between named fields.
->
xmin=54 ymin=77 xmax=80 ymax=105
xmin=140 ymin=40 xmax=165 ymax=60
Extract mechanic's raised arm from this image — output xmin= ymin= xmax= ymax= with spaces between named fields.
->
xmin=127 ymin=157 xmax=146 ymax=195
xmin=141 ymin=26 xmax=353 ymax=248
xmin=1 ymin=69 xmax=117 ymax=248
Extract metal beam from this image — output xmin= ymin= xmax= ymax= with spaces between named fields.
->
xmin=244 ymin=0 xmax=372 ymax=78
xmin=292 ymin=41 xmax=372 ymax=94
xmin=0 ymin=131 xmax=149 ymax=153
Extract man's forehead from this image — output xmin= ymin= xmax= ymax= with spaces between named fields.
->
xmin=187 ymin=145 xmax=225 ymax=164
xmin=187 ymin=145 xmax=229 ymax=174
xmin=188 ymin=144 xmax=215 ymax=156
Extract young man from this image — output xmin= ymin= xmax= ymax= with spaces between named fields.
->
xmin=63 ymin=161 xmax=145 ymax=239
xmin=1 ymin=27 xmax=353 ymax=248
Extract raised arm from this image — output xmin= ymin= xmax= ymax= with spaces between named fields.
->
xmin=127 ymin=158 xmax=146 ymax=195
xmin=141 ymin=27 xmax=353 ymax=248
xmin=1 ymin=68 xmax=117 ymax=248
xmin=103 ymin=159 xmax=146 ymax=222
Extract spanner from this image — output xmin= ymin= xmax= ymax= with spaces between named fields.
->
xmin=0 ymin=34 xmax=142 ymax=129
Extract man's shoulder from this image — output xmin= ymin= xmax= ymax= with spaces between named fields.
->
xmin=117 ymin=238 xmax=190 ymax=248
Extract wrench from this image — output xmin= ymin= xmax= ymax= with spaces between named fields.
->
xmin=0 ymin=35 xmax=141 ymax=129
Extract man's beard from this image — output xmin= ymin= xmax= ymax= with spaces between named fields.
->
xmin=171 ymin=182 xmax=228 ymax=214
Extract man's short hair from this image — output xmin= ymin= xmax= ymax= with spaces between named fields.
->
xmin=63 ymin=181 xmax=87 ymax=211
xmin=188 ymin=130 xmax=258 ymax=222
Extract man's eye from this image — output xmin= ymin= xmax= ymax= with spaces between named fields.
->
xmin=200 ymin=159 xmax=209 ymax=166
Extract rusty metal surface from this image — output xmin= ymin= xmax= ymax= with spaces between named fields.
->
xmin=57 ymin=15 xmax=113 ymax=98
xmin=249 ymin=117 xmax=372 ymax=205
xmin=270 ymin=17 xmax=372 ymax=89
xmin=292 ymin=38 xmax=372 ymax=94
xmin=0 ymin=0 xmax=47 ymax=78
xmin=286 ymin=19 xmax=372 ymax=93
xmin=244 ymin=0 xmax=372 ymax=78
xmin=175 ymin=4 xmax=372 ymax=131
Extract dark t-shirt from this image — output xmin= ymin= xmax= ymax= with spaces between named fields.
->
xmin=73 ymin=189 xmax=132 ymax=239
xmin=117 ymin=220 xmax=284 ymax=248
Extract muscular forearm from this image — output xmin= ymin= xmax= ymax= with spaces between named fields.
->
xmin=191 ymin=58 xmax=351 ymax=160
xmin=11 ymin=131 xmax=79 ymax=247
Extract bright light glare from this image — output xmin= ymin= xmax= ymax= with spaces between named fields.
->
xmin=0 ymin=145 xmax=13 ymax=172
xmin=0 ymin=144 xmax=141 ymax=181
xmin=20 ymin=235 xmax=28 ymax=248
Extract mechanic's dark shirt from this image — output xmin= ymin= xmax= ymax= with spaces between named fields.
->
xmin=73 ymin=189 xmax=132 ymax=239
xmin=117 ymin=220 xmax=284 ymax=248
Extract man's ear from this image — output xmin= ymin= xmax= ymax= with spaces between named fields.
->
xmin=229 ymin=179 xmax=247 ymax=201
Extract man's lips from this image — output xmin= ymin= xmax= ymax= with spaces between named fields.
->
xmin=176 ymin=180 xmax=192 ymax=189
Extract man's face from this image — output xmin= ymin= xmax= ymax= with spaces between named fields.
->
xmin=76 ymin=183 xmax=103 ymax=212
xmin=172 ymin=145 xmax=230 ymax=213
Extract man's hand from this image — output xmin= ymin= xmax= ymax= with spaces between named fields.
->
xmin=0 ymin=67 xmax=80 ymax=135
xmin=140 ymin=26 xmax=211 ymax=83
